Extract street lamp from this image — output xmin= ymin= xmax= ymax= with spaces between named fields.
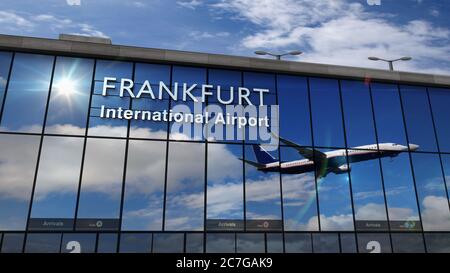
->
xmin=368 ymin=56 xmax=412 ymax=71
xmin=254 ymin=50 xmax=303 ymax=60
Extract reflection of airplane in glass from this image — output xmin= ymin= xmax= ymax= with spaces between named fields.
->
xmin=242 ymin=136 xmax=419 ymax=178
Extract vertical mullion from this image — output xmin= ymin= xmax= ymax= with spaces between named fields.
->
xmin=162 ymin=65 xmax=173 ymax=231
xmin=0 ymin=52 xmax=15 ymax=125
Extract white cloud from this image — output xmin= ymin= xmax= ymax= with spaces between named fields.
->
xmin=66 ymin=0 xmax=81 ymax=6
xmin=177 ymin=0 xmax=202 ymax=10
xmin=0 ymin=10 xmax=108 ymax=38
xmin=212 ymin=0 xmax=450 ymax=75
xmin=189 ymin=31 xmax=230 ymax=40
xmin=421 ymin=195 xmax=450 ymax=231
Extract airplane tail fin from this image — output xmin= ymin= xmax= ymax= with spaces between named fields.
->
xmin=252 ymin=144 xmax=277 ymax=164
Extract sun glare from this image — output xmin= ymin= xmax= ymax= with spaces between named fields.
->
xmin=56 ymin=78 xmax=77 ymax=97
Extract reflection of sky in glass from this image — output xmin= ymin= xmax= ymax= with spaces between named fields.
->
xmin=400 ymin=85 xmax=437 ymax=152
xmin=429 ymin=88 xmax=450 ymax=152
xmin=165 ymin=142 xmax=205 ymax=231
xmin=244 ymin=145 xmax=282 ymax=220
xmin=77 ymin=138 xmax=125 ymax=218
xmin=411 ymin=153 xmax=450 ymax=231
xmin=0 ymin=52 xmax=13 ymax=114
xmin=310 ymin=78 xmax=345 ymax=148
xmin=207 ymin=143 xmax=243 ymax=220
xmin=31 ymin=136 xmax=84 ymax=219
xmin=1 ymin=53 xmax=53 ymax=133
xmin=45 ymin=57 xmax=94 ymax=135
xmin=0 ymin=134 xmax=40 ymax=230
xmin=122 ymin=140 xmax=166 ymax=231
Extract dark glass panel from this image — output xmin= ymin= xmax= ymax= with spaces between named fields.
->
xmin=266 ymin=233 xmax=283 ymax=253
xmin=134 ymin=63 xmax=170 ymax=85
xmin=340 ymin=233 xmax=357 ymax=253
xmin=25 ymin=233 xmax=61 ymax=253
xmin=0 ymin=52 xmax=13 ymax=114
xmin=152 ymin=233 xmax=184 ymax=253
xmin=429 ymin=88 xmax=450 ymax=152
xmin=119 ymin=233 xmax=152 ymax=253
xmin=424 ymin=233 xmax=450 ymax=253
xmin=97 ymin=233 xmax=118 ymax=253
xmin=357 ymin=233 xmax=391 ymax=253
xmin=284 ymin=233 xmax=312 ymax=253
xmin=186 ymin=233 xmax=204 ymax=253
xmin=236 ymin=233 xmax=265 ymax=253
xmin=61 ymin=233 xmax=96 ymax=253
xmin=0 ymin=233 xmax=24 ymax=253
xmin=312 ymin=233 xmax=340 ymax=253
xmin=206 ymin=233 xmax=235 ymax=253
xmin=391 ymin=233 xmax=425 ymax=253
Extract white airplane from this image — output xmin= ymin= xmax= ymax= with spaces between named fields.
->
xmin=242 ymin=136 xmax=419 ymax=178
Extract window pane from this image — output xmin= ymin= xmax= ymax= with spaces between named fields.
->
xmin=236 ymin=233 xmax=264 ymax=253
xmin=207 ymin=143 xmax=243 ymax=230
xmin=0 ymin=134 xmax=40 ymax=230
xmin=206 ymin=233 xmax=235 ymax=253
xmin=440 ymin=154 xmax=450 ymax=210
xmin=119 ymin=233 xmax=152 ymax=253
xmin=277 ymin=75 xmax=311 ymax=146
xmin=266 ymin=233 xmax=283 ymax=253
xmin=400 ymin=85 xmax=437 ymax=152
xmin=94 ymin=60 xmax=133 ymax=81
xmin=186 ymin=233 xmax=203 ymax=253
xmin=45 ymin=57 xmax=94 ymax=135
xmin=391 ymin=233 xmax=424 ymax=253
xmin=129 ymin=97 xmax=168 ymax=139
xmin=312 ymin=233 xmax=339 ymax=253
xmin=134 ymin=63 xmax=170 ymax=85
xmin=76 ymin=138 xmax=125 ymax=231
xmin=284 ymin=233 xmax=312 ymax=253
xmin=122 ymin=140 xmax=166 ymax=231
xmin=424 ymin=233 xmax=450 ymax=253
xmin=357 ymin=233 xmax=391 ymax=253
xmin=429 ymin=88 xmax=450 ymax=152
xmin=381 ymin=153 xmax=421 ymax=231
xmin=1 ymin=53 xmax=53 ymax=133
xmin=152 ymin=233 xmax=184 ymax=253
xmin=316 ymin=148 xmax=354 ymax=231
xmin=29 ymin=136 xmax=84 ymax=230
xmin=61 ymin=233 xmax=96 ymax=253
xmin=341 ymin=80 xmax=377 ymax=147
xmin=371 ymin=83 xmax=407 ymax=146
xmin=411 ymin=153 xmax=450 ymax=231
xmin=1 ymin=233 xmax=24 ymax=253
xmin=25 ymin=233 xmax=61 ymax=253
xmin=350 ymin=151 xmax=388 ymax=231
xmin=97 ymin=233 xmax=118 ymax=253
xmin=340 ymin=233 xmax=357 ymax=253
xmin=281 ymin=146 xmax=318 ymax=231
xmin=0 ymin=52 xmax=13 ymax=114
xmin=165 ymin=142 xmax=205 ymax=231
xmin=309 ymin=78 xmax=345 ymax=148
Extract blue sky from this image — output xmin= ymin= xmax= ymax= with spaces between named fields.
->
xmin=0 ymin=0 xmax=449 ymax=74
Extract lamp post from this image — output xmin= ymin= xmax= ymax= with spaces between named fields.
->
xmin=368 ymin=56 xmax=412 ymax=71
xmin=254 ymin=50 xmax=303 ymax=60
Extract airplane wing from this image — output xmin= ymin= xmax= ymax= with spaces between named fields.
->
xmin=273 ymin=134 xmax=327 ymax=161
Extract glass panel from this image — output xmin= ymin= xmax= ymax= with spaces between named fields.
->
xmin=340 ymin=233 xmax=357 ymax=253
xmin=0 ymin=134 xmax=40 ymax=230
xmin=350 ymin=151 xmax=388 ymax=231
xmin=0 ymin=52 xmax=13 ymax=114
xmin=341 ymin=80 xmax=377 ymax=147
xmin=371 ymin=83 xmax=407 ymax=146
xmin=357 ymin=233 xmax=391 ymax=253
xmin=281 ymin=146 xmax=318 ymax=231
xmin=25 ymin=233 xmax=61 ymax=253
xmin=428 ymin=88 xmax=450 ymax=152
xmin=45 ymin=57 xmax=94 ymax=135
xmin=119 ymin=233 xmax=152 ymax=253
xmin=97 ymin=233 xmax=118 ymax=253
xmin=266 ymin=233 xmax=283 ymax=253
xmin=165 ymin=142 xmax=205 ymax=231
xmin=186 ymin=233 xmax=203 ymax=253
xmin=134 ymin=63 xmax=170 ymax=85
xmin=411 ymin=153 xmax=450 ymax=231
xmin=76 ymin=138 xmax=125 ymax=231
xmin=1 ymin=233 xmax=24 ymax=253
xmin=312 ymin=233 xmax=339 ymax=253
xmin=309 ymin=78 xmax=345 ymax=148
xmin=316 ymin=148 xmax=354 ymax=231
xmin=400 ymin=85 xmax=438 ymax=152
xmin=152 ymin=233 xmax=184 ymax=253
xmin=236 ymin=233 xmax=265 ymax=253
xmin=206 ymin=233 xmax=235 ymax=253
xmin=94 ymin=60 xmax=133 ymax=81
xmin=29 ymin=136 xmax=84 ymax=230
xmin=206 ymin=143 xmax=243 ymax=230
xmin=284 ymin=233 xmax=312 ymax=253
xmin=424 ymin=233 xmax=450 ymax=253
xmin=277 ymin=75 xmax=311 ymax=146
xmin=61 ymin=233 xmax=96 ymax=253
xmin=391 ymin=233 xmax=424 ymax=253
xmin=1 ymin=53 xmax=53 ymax=133
xmin=129 ymin=97 xmax=168 ymax=139
xmin=381 ymin=153 xmax=421 ymax=231
xmin=122 ymin=140 xmax=166 ymax=231
xmin=244 ymin=144 xmax=282 ymax=231
xmin=441 ymin=154 xmax=450 ymax=211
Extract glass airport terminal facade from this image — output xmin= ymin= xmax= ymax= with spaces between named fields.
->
xmin=1 ymin=35 xmax=450 ymax=253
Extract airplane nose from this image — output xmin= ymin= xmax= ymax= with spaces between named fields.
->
xmin=409 ymin=144 xmax=419 ymax=151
